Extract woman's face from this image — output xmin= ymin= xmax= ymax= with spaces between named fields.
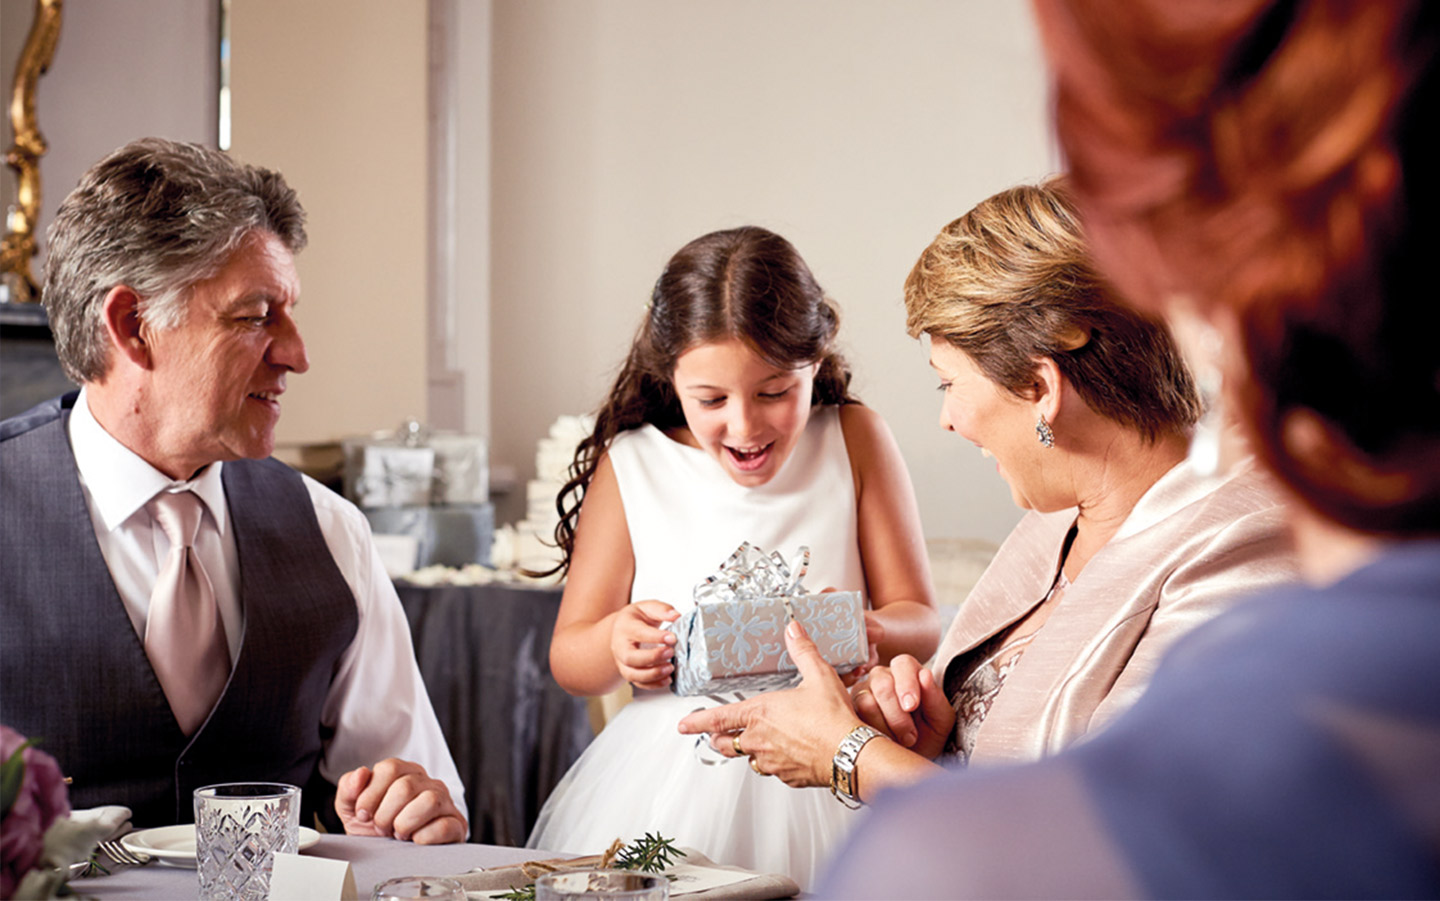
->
xmin=929 ymin=335 xmax=1054 ymax=511
xmin=672 ymin=337 xmax=818 ymax=488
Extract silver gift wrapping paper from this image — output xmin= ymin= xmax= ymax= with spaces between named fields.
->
xmin=666 ymin=543 xmax=867 ymax=697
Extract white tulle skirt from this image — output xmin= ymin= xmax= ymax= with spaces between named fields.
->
xmin=526 ymin=690 xmax=861 ymax=891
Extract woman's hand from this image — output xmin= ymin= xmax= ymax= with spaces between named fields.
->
xmin=852 ymin=655 xmax=954 ymax=761
xmin=610 ymin=600 xmax=679 ymax=690
xmin=677 ymin=619 xmax=863 ymax=788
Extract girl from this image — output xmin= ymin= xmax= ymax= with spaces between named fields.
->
xmin=526 ymin=226 xmax=938 ymax=888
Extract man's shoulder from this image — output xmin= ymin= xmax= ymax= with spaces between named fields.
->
xmin=0 ymin=393 xmax=76 ymax=443
xmin=224 ymin=459 xmax=367 ymax=528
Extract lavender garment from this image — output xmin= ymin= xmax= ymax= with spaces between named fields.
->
xmin=819 ymin=540 xmax=1440 ymax=898
xmin=933 ymin=457 xmax=1298 ymax=764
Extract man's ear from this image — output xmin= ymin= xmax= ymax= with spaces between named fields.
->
xmin=101 ymin=286 xmax=152 ymax=370
xmin=1032 ymin=356 xmax=1063 ymax=423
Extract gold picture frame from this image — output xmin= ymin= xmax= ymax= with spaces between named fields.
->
xmin=2 ymin=0 xmax=63 ymax=304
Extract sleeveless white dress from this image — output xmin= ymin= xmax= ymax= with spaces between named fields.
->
xmin=526 ymin=406 xmax=866 ymax=889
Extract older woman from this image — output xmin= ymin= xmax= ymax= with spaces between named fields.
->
xmin=679 ymin=180 xmax=1297 ymax=794
xmin=805 ymin=1 xmax=1440 ymax=897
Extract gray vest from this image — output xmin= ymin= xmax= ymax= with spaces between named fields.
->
xmin=0 ymin=394 xmax=359 ymax=827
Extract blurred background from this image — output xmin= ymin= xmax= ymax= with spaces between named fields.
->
xmin=1 ymin=0 xmax=1056 ymax=553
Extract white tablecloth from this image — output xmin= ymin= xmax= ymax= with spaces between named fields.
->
xmin=81 ymin=834 xmax=550 ymax=899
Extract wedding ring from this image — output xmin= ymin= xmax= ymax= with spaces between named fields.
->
xmin=731 ymin=733 xmax=745 ymax=756
xmin=749 ymin=756 xmax=765 ymax=775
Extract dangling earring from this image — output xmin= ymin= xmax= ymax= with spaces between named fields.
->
xmin=1035 ymin=415 xmax=1055 ymax=449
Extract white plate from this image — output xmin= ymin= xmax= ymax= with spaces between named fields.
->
xmin=120 ymin=825 xmax=321 ymax=868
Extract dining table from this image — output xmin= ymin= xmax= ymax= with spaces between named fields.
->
xmin=394 ymin=578 xmax=594 ymax=845
xmin=77 ymin=833 xmax=551 ymax=899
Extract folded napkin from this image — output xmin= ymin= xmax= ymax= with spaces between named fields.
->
xmin=447 ymin=848 xmax=799 ymax=899
xmin=69 ymin=806 xmax=133 ymax=842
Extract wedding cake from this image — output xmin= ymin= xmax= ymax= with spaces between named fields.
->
xmin=490 ymin=414 xmax=593 ymax=578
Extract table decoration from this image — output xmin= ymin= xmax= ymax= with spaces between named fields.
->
xmin=534 ymin=870 xmax=667 ymax=900
xmin=371 ymin=874 xmax=465 ymax=900
xmin=1 ymin=726 xmax=115 ymax=899
xmin=665 ymin=543 xmax=866 ymax=696
xmin=490 ymin=834 xmax=684 ymax=901
xmin=455 ymin=840 xmax=797 ymax=900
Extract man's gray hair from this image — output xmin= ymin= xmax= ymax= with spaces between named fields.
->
xmin=41 ymin=137 xmax=307 ymax=384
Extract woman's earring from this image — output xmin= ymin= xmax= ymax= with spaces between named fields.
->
xmin=1036 ymin=415 xmax=1055 ymax=449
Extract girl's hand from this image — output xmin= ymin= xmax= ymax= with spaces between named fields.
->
xmin=610 ymin=600 xmax=680 ymax=690
xmin=840 ymin=609 xmax=886 ymax=686
xmin=852 ymin=655 xmax=953 ymax=761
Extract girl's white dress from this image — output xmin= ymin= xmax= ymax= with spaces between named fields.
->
xmin=526 ymin=405 xmax=866 ymax=889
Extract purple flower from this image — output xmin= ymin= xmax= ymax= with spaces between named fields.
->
xmin=1 ymin=726 xmax=71 ymax=901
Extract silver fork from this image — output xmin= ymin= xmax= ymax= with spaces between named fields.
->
xmin=96 ymin=839 xmax=152 ymax=867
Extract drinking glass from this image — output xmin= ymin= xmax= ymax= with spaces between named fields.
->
xmin=193 ymin=782 xmax=301 ymax=901
xmin=535 ymin=870 xmax=668 ymax=900
xmin=371 ymin=875 xmax=466 ymax=900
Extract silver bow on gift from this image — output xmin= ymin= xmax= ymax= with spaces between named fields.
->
xmin=694 ymin=542 xmax=811 ymax=611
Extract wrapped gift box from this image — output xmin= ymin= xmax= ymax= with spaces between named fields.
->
xmin=344 ymin=441 xmax=435 ymax=508
xmin=363 ymin=503 xmax=495 ymax=570
xmin=430 ymin=433 xmax=490 ymax=505
xmin=666 ymin=543 xmax=867 ymax=696
xmin=668 ymin=589 xmax=866 ymax=696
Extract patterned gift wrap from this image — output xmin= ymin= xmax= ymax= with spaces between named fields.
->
xmin=666 ymin=543 xmax=867 ymax=696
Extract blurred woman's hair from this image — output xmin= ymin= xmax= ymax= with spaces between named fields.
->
xmin=1035 ymin=0 xmax=1440 ymax=533
xmin=904 ymin=178 xmax=1201 ymax=442
xmin=542 ymin=226 xmax=857 ymax=577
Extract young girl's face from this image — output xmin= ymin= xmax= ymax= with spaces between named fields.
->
xmin=671 ymin=337 xmax=819 ymax=487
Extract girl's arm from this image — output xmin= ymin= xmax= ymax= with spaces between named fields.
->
xmin=840 ymin=404 xmax=941 ymax=665
xmin=548 ymin=454 xmax=678 ymax=697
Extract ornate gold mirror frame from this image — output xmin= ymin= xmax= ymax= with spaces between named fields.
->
xmin=2 ymin=0 xmax=63 ymax=304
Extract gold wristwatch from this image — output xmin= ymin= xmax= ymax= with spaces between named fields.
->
xmin=831 ymin=724 xmax=882 ymax=808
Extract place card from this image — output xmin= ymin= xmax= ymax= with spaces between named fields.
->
xmin=270 ymin=851 xmax=358 ymax=900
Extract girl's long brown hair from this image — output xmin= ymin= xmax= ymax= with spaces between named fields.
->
xmin=538 ymin=226 xmax=857 ymax=578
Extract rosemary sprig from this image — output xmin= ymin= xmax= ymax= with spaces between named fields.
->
xmin=496 ymin=833 xmax=687 ymax=899
xmin=612 ymin=832 xmax=687 ymax=873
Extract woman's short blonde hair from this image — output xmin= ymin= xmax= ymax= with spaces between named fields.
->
xmin=904 ymin=179 xmax=1200 ymax=441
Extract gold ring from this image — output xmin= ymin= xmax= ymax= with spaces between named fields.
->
xmin=731 ymin=733 xmax=744 ymax=756
xmin=749 ymin=756 xmax=764 ymax=775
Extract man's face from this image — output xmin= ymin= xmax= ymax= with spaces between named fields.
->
xmin=140 ymin=231 xmax=307 ymax=479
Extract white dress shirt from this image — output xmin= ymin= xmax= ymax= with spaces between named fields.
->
xmin=66 ymin=389 xmax=467 ymax=814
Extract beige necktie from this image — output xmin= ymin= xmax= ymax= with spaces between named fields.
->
xmin=144 ymin=490 xmax=231 ymax=735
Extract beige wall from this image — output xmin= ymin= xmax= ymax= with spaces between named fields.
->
xmin=6 ymin=0 xmax=1054 ymax=544
xmin=0 ymin=0 xmax=216 ymax=275
xmin=486 ymin=0 xmax=1055 ymax=541
xmin=229 ymin=0 xmax=430 ymax=447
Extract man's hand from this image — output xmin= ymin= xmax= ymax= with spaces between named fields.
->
xmin=335 ymin=758 xmax=466 ymax=844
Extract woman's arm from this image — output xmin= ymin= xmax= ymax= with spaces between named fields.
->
xmin=678 ymin=620 xmax=948 ymax=804
xmin=548 ymin=454 xmax=679 ymax=697
xmin=840 ymin=404 xmax=941 ymax=664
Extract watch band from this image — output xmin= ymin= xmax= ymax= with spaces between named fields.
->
xmin=831 ymin=724 xmax=882 ymax=808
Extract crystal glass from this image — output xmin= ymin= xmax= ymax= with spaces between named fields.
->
xmin=371 ymin=875 xmax=466 ymax=900
xmin=193 ymin=782 xmax=301 ymax=901
xmin=535 ymin=870 xmax=668 ymax=900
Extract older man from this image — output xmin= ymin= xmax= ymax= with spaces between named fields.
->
xmin=0 ymin=138 xmax=466 ymax=844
